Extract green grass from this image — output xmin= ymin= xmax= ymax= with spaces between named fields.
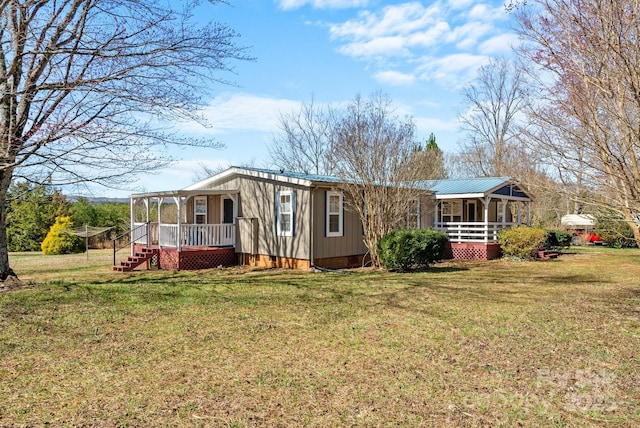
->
xmin=1 ymin=247 xmax=639 ymax=426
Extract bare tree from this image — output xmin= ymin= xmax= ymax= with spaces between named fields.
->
xmin=457 ymin=57 xmax=529 ymax=177
xmin=269 ymin=98 xmax=335 ymax=175
xmin=516 ymin=0 xmax=640 ymax=243
xmin=0 ymin=0 xmax=252 ymax=279
xmin=453 ymin=55 xmax=567 ymax=227
xmin=331 ymin=92 xmax=436 ymax=267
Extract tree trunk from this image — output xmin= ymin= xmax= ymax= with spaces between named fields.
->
xmin=0 ymin=169 xmax=17 ymax=280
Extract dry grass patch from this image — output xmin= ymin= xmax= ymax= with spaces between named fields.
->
xmin=1 ymin=248 xmax=639 ymax=426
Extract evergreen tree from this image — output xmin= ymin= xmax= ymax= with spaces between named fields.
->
xmin=6 ymin=183 xmax=69 ymax=251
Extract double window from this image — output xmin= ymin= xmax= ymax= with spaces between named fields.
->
xmin=441 ymin=200 xmax=462 ymax=222
xmin=276 ymin=191 xmax=294 ymax=236
xmin=326 ymin=191 xmax=343 ymax=237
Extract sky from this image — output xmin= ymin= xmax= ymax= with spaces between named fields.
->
xmin=96 ymin=0 xmax=519 ymax=198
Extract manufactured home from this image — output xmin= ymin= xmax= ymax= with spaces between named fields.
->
xmin=115 ymin=167 xmax=532 ymax=271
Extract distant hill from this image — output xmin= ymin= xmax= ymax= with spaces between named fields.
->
xmin=66 ymin=195 xmax=129 ymax=204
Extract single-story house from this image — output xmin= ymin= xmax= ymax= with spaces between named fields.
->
xmin=115 ymin=167 xmax=533 ymax=271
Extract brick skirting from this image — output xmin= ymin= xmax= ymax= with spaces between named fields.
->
xmin=444 ymin=242 xmax=502 ymax=260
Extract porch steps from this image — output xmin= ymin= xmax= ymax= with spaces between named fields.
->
xmin=113 ymin=247 xmax=158 ymax=272
xmin=537 ymin=250 xmax=559 ymax=260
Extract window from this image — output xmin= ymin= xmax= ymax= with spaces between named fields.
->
xmin=326 ymin=191 xmax=343 ymax=237
xmin=407 ymin=199 xmax=421 ymax=228
xmin=194 ymin=197 xmax=207 ymax=224
xmin=441 ymin=200 xmax=462 ymax=222
xmin=276 ymin=191 xmax=294 ymax=236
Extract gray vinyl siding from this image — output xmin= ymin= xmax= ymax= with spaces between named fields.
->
xmin=312 ymin=188 xmax=367 ymax=259
xmin=420 ymin=195 xmax=436 ymax=229
xmin=198 ymin=175 xmax=312 ymax=260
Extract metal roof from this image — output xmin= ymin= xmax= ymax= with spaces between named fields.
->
xmin=420 ymin=177 xmax=512 ymax=194
xmin=240 ymin=167 xmax=342 ymax=184
xmin=181 ymin=167 xmax=531 ymax=200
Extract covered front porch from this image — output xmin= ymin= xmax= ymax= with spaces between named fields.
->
xmin=428 ymin=178 xmax=533 ymax=260
xmin=126 ymin=189 xmax=240 ymax=270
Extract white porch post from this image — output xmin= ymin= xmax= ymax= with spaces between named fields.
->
xmin=173 ymin=196 xmax=182 ymax=251
xmin=157 ymin=197 xmax=164 ymax=248
xmin=483 ymin=196 xmax=490 ymax=243
xmin=434 ymin=200 xmax=439 ymax=228
xmin=130 ymin=198 xmax=136 ymax=254
xmin=144 ymin=198 xmax=151 ymax=246
xmin=501 ymin=199 xmax=507 ymax=229
xmin=228 ymin=194 xmax=239 ymax=223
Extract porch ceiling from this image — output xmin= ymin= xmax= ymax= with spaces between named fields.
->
xmin=130 ymin=189 xmax=239 ymax=199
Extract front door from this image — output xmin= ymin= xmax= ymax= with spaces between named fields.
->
xmin=466 ymin=201 xmax=476 ymax=222
xmin=222 ymin=198 xmax=234 ymax=224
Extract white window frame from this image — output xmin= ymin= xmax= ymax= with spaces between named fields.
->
xmin=441 ymin=200 xmax=462 ymax=222
xmin=407 ymin=198 xmax=421 ymax=229
xmin=326 ymin=191 xmax=343 ymax=237
xmin=194 ymin=196 xmax=207 ymax=225
xmin=276 ymin=190 xmax=294 ymax=237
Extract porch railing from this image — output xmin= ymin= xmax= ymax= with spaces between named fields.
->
xmin=435 ymin=222 xmax=516 ymax=243
xmin=158 ymin=224 xmax=235 ymax=248
xmin=133 ymin=222 xmax=159 ymax=245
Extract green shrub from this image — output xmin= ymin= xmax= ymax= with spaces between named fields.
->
xmin=547 ymin=229 xmax=572 ymax=248
xmin=498 ymin=226 xmax=548 ymax=260
xmin=41 ymin=216 xmax=85 ymax=255
xmin=377 ymin=228 xmax=448 ymax=271
xmin=594 ymin=213 xmax=638 ymax=248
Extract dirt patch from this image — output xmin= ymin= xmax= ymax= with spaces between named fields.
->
xmin=0 ymin=276 xmax=35 ymax=293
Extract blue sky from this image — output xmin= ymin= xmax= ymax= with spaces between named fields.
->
xmin=107 ymin=0 xmax=518 ymax=197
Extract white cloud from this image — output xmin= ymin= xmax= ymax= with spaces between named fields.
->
xmin=374 ymin=70 xmax=416 ymax=86
xmin=277 ymin=0 xmax=369 ymax=10
xmin=338 ymin=36 xmax=411 ymax=58
xmin=446 ymin=22 xmax=494 ymax=50
xmin=417 ymin=53 xmax=489 ymax=87
xmin=329 ymin=2 xmax=442 ymax=41
xmin=324 ymin=1 xmax=513 ymax=90
xmin=175 ymin=93 xmax=301 ymax=135
xmin=468 ymin=4 xmax=509 ymax=22
xmin=479 ymin=33 xmax=517 ymax=55
xmin=447 ymin=0 xmax=474 ymax=9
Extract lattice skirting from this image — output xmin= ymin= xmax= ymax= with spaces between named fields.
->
xmin=444 ymin=243 xmax=502 ymax=261
xmin=133 ymin=246 xmax=236 ymax=270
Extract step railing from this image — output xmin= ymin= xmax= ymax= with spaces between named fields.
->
xmin=111 ymin=222 xmax=149 ymax=266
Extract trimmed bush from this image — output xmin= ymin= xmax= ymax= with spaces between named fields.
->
xmin=547 ymin=229 xmax=572 ymax=248
xmin=377 ymin=228 xmax=448 ymax=271
xmin=41 ymin=216 xmax=85 ymax=255
xmin=498 ymin=226 xmax=548 ymax=260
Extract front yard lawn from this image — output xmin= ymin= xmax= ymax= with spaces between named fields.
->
xmin=1 ymin=248 xmax=639 ymax=426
